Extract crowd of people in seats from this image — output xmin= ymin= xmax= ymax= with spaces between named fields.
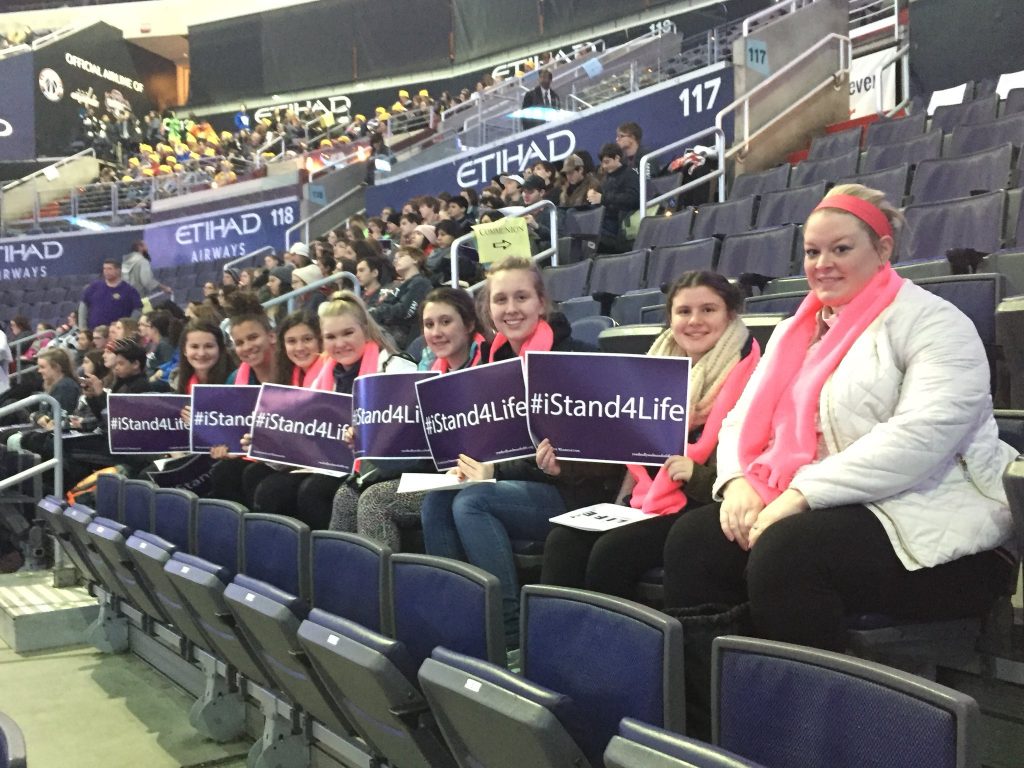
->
xmin=0 ymin=180 xmax=1017 ymax=735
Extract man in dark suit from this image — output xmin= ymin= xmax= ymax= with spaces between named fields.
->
xmin=521 ymin=69 xmax=560 ymax=130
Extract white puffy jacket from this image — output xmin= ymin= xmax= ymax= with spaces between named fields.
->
xmin=714 ymin=280 xmax=1018 ymax=570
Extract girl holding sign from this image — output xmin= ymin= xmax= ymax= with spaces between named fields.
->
xmin=175 ymin=321 xmax=233 ymax=395
xmin=251 ymin=292 xmax=415 ymax=529
xmin=540 ymin=272 xmax=760 ymax=599
xmin=419 ymin=256 xmax=613 ymax=654
xmin=330 ymin=287 xmax=487 ymax=548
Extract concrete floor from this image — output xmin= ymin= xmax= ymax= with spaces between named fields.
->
xmin=0 ymin=638 xmax=250 ymax=768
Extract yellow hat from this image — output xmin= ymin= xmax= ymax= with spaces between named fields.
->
xmin=375 ymin=106 xmax=386 ymax=114
xmin=139 ymin=143 xmax=152 ymax=152
xmin=418 ymin=89 xmax=429 ymax=97
xmin=148 ymin=152 xmax=160 ymax=163
xmin=157 ymin=164 xmax=171 ymax=174
xmin=262 ymin=151 xmax=275 ymax=158
xmin=379 ymin=111 xmax=391 ymax=120
xmin=398 ymin=89 xmax=409 ymax=98
xmin=220 ymin=130 xmax=232 ymax=139
xmin=189 ymin=151 xmax=200 ymax=160
xmin=185 ymin=134 xmax=197 ymax=144
xmin=320 ymin=139 xmax=332 ymax=147
xmin=355 ymin=114 xmax=366 ymax=122
xmin=391 ymin=102 xmax=406 ymax=112
xmin=203 ymin=147 xmax=216 ymax=156
xmin=141 ymin=168 xmax=155 ymax=176
xmin=128 ymin=157 xmax=140 ymax=166
xmin=121 ymin=174 xmax=134 ymax=182
xmin=339 ymin=135 xmax=351 ymax=143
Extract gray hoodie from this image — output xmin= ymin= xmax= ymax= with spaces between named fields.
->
xmin=122 ymin=250 xmax=160 ymax=296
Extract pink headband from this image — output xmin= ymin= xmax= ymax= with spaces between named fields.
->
xmin=813 ymin=194 xmax=893 ymax=239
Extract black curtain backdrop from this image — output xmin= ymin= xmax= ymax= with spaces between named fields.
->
xmin=189 ymin=15 xmax=266 ymax=106
xmin=351 ymin=0 xmax=452 ymax=78
xmin=261 ymin=0 xmax=355 ymax=94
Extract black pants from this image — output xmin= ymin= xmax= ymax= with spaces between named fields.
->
xmin=541 ymin=514 xmax=677 ymax=599
xmin=252 ymin=470 xmax=339 ymax=530
xmin=208 ymin=459 xmax=277 ymax=510
xmin=663 ymin=503 xmax=1013 ymax=651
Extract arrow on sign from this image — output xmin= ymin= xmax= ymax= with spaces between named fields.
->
xmin=493 ymin=239 xmax=512 ymax=250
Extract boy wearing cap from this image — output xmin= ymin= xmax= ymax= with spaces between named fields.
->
xmin=560 ymin=154 xmax=596 ymax=208
xmin=499 ymin=174 xmax=524 ymax=205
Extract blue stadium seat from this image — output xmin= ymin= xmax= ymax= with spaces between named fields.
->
xmin=95 ymin=472 xmax=125 ymax=522
xmin=62 ymin=503 xmax=131 ymax=601
xmin=151 ymin=487 xmax=195 ymax=551
xmin=743 ymin=291 xmax=804 ymax=316
xmin=915 ymin=273 xmax=1004 ymax=346
xmin=900 ymin=191 xmax=1006 ymax=262
xmin=836 ymin=163 xmax=910 ymax=207
xmin=729 ymin=165 xmax=789 ymax=200
xmin=121 ymin=478 xmax=155 ymax=533
xmin=754 ymin=182 xmax=828 ymax=228
xmin=807 ymin=127 xmax=861 ymax=160
xmin=717 ymin=225 xmax=800 ymax=280
xmin=931 ymin=93 xmax=999 ymax=134
xmin=633 ymin=211 xmax=695 ymax=250
xmin=789 ymin=149 xmax=859 ymax=188
xmin=559 ymin=297 xmax=603 ymax=322
xmin=1004 ymin=88 xmax=1024 ymax=115
xmin=36 ymin=495 xmax=103 ymax=585
xmin=691 ymin=196 xmax=757 ymax=239
xmin=570 ymin=315 xmax=617 ymax=348
xmin=543 ymin=260 xmax=591 ymax=303
xmin=980 ymin=249 xmax=1024 ymax=295
xmin=948 ymin=111 xmax=1024 ymax=155
xmin=0 ymin=710 xmax=27 ymax=768
xmin=605 ymin=718 xmax=766 ymax=768
xmin=712 ymin=636 xmax=980 ymax=768
xmin=297 ymin=554 xmax=504 ymax=768
xmin=862 ymin=128 xmax=943 ymax=173
xmin=589 ymin=251 xmax=647 ymax=297
xmin=645 ymin=239 xmax=720 ymax=289
xmin=646 ymin=173 xmax=685 ymax=211
xmin=310 ymin=531 xmax=391 ymax=634
xmin=565 ymin=206 xmax=605 ymax=238
xmin=908 ymin=143 xmax=1014 ymax=204
xmin=611 ymin=290 xmax=665 ymax=326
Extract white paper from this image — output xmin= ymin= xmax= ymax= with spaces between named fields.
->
xmin=396 ymin=473 xmax=496 ymax=494
xmin=927 ymin=83 xmax=967 ymax=115
xmin=549 ymin=503 xmax=659 ymax=532
xmin=997 ymin=69 xmax=1024 ymax=99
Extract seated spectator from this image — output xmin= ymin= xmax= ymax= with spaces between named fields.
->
xmin=7 ymin=316 xmax=32 ymax=359
xmin=398 ymin=211 xmax=422 ymax=246
xmin=109 ymin=317 xmax=138 ymax=343
xmin=175 ymin=321 xmax=233 ymax=394
xmin=291 ymin=263 xmax=328 ymax=314
xmin=541 ymin=272 xmax=760 ymax=597
xmin=446 ymin=194 xmax=474 ymax=235
xmin=369 ymin=245 xmax=432 ymax=348
xmin=285 ymin=242 xmax=312 ymax=268
xmin=588 ymin=142 xmax=640 ymax=245
xmin=356 ymin=254 xmax=395 ymax=309
xmin=499 ymin=174 xmax=524 ymax=205
xmin=139 ymin=310 xmax=179 ymax=381
xmin=265 ymin=264 xmax=293 ymax=324
xmin=410 ymin=224 xmax=437 ymax=257
xmin=8 ymin=349 xmax=81 ymax=456
xmin=662 ymin=184 xmax=1018 ymax=737
xmin=559 ymin=154 xmax=596 ymax=208
xmin=616 ymin=120 xmax=659 ymax=177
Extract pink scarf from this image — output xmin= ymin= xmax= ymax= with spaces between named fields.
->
xmin=234 ymin=362 xmax=252 ymax=386
xmin=312 ymin=341 xmax=381 ymax=391
xmin=738 ymin=264 xmax=904 ymax=503
xmin=291 ymin=354 xmax=326 ymax=387
xmin=431 ymin=334 xmax=486 ymax=372
xmin=627 ymin=342 xmax=761 ymax=515
xmin=488 ymin=320 xmax=554 ymax=362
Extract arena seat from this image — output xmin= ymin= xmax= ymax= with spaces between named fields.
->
xmin=716 ymin=225 xmax=800 ymax=280
xmin=755 ymin=182 xmax=828 ymax=228
xmin=931 ymin=93 xmax=1000 ymax=134
xmin=691 ymin=197 xmax=757 ymax=239
xmin=645 ymin=239 xmax=720 ymax=289
xmin=95 ymin=472 xmax=125 ymax=521
xmin=948 ymin=111 xmax=1024 ymax=156
xmin=605 ymin=718 xmax=765 ymax=768
xmin=570 ymin=315 xmax=617 ymax=348
xmin=298 ymin=554 xmax=504 ymax=768
xmin=120 ymin=478 xmax=155 ymax=533
xmin=899 ymin=191 xmax=1006 ymax=262
xmin=1004 ymin=88 xmax=1024 ymax=115
xmin=598 ymin=325 xmax=663 ymax=355
xmin=789 ymin=148 xmax=859 ymax=188
xmin=543 ymin=260 xmax=592 ymax=303
xmin=915 ymin=273 xmax=1004 ymax=347
xmin=36 ymin=495 xmax=104 ymax=586
xmin=807 ymin=127 xmax=862 ymax=161
xmin=980 ymin=249 xmax=1024 ymax=295
xmin=63 ymin=503 xmax=132 ymax=602
xmin=743 ymin=291 xmax=804 ymax=316
xmin=646 ymin=173 xmax=685 ymax=211
xmin=862 ymin=129 xmax=943 ymax=173
xmin=712 ymin=636 xmax=981 ymax=768
xmin=309 ymin=531 xmax=391 ymax=634
xmin=836 ymin=164 xmax=910 ymax=207
xmin=420 ymin=645 xmax=591 ymax=768
xmin=559 ymin=297 xmax=603 ymax=322
xmin=611 ymin=290 xmax=664 ymax=326
xmin=729 ymin=166 xmax=789 ymax=200
xmin=633 ymin=211 xmax=695 ymax=250
xmin=864 ymin=112 xmax=929 ymax=146
xmin=892 ymin=258 xmax=949 ymax=281
xmin=0 ymin=710 xmax=27 ymax=768
xmin=908 ymin=143 xmax=1014 ymax=204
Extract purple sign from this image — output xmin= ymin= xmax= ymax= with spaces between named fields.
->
xmin=353 ymin=371 xmax=437 ymax=460
xmin=247 ymin=384 xmax=353 ymax=474
xmin=107 ymin=393 xmax=191 ymax=454
xmin=190 ymin=384 xmax=260 ymax=454
xmin=525 ymin=352 xmax=690 ymax=465
xmin=147 ymin=455 xmax=216 ymax=496
xmin=415 ymin=358 xmax=534 ymax=471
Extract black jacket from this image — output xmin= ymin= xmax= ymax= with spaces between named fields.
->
xmin=369 ymin=273 xmax=432 ymax=349
xmin=599 ymin=165 xmax=640 ymax=237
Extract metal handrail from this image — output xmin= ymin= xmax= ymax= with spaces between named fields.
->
xmin=874 ymin=43 xmax=911 ymax=117
xmin=223 ymin=245 xmax=274 ymax=275
xmin=448 ymin=199 xmax=559 ymax=291
xmin=12 ymin=328 xmax=50 ymax=378
xmin=742 ymin=0 xmax=807 ymax=35
xmin=1 ymin=148 xmax=96 ymax=193
xmin=285 ymin=185 xmax=364 ymax=248
xmin=31 ymin=24 xmax=79 ymax=49
xmin=262 ymin=270 xmax=360 ymax=314
xmin=0 ymin=43 xmax=30 ymax=60
xmin=0 ymin=394 xmax=64 ymax=500
xmin=715 ymin=33 xmax=851 ymax=160
xmin=638 ymin=126 xmax=728 ymax=214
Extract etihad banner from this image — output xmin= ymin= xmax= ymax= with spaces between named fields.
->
xmin=0 ymin=52 xmax=37 ymax=161
xmin=365 ymin=63 xmax=733 ymax=211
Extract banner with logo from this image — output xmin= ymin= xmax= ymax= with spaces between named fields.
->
xmin=143 ymin=197 xmax=301 ymax=268
xmin=366 ymin=63 xmax=733 ymax=211
xmin=352 ymin=371 xmax=437 ymax=460
xmin=525 ymin=352 xmax=690 ymax=465
xmin=415 ymin=358 xmax=534 ymax=470
xmin=850 ymin=47 xmax=897 ymax=119
xmin=189 ymin=384 xmax=260 ymax=454
xmin=247 ymin=384 xmax=354 ymax=474
xmin=107 ymin=393 xmax=191 ymax=454
xmin=0 ymin=227 xmax=143 ymax=283
xmin=0 ymin=52 xmax=37 ymax=161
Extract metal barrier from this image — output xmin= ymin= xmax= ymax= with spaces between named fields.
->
xmin=874 ymin=43 xmax=911 ymax=117
xmin=222 ymin=245 xmax=274 ymax=275
xmin=448 ymin=199 xmax=559 ymax=291
xmin=0 ymin=394 xmax=64 ymax=501
xmin=262 ymin=270 xmax=360 ymax=316
xmin=638 ymin=126 xmax=728 ymax=214
xmin=285 ymin=186 xmax=364 ymax=248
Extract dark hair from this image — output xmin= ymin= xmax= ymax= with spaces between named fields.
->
xmin=318 ymin=253 xmax=337 ymax=273
xmin=617 ymin=121 xmax=642 ymax=142
xmin=111 ymin=338 xmax=147 ymax=368
xmin=598 ymin=142 xmax=623 ymax=161
xmin=400 ymin=211 xmax=423 ymax=226
xmin=663 ymin=271 xmax=744 ymax=321
xmin=102 ymin=257 xmax=120 ymax=269
xmin=176 ymin=321 xmax=233 ymax=392
xmin=447 ymin=195 xmax=468 ymax=210
xmin=460 ymin=187 xmax=479 ymax=207
xmin=144 ymin=309 xmax=182 ymax=345
xmin=83 ymin=349 xmax=108 ymax=380
xmin=352 ymin=239 xmax=379 ymax=263
xmin=358 ymin=254 xmax=395 ymax=285
xmin=275 ymin=310 xmax=321 ymax=384
xmin=226 ymin=292 xmax=273 ymax=335
xmin=422 ymin=286 xmax=485 ymax=338
xmin=415 ymin=195 xmax=440 ymax=214
xmin=10 ymin=315 xmax=30 ymax=332
xmin=435 ymin=219 xmax=461 ymax=238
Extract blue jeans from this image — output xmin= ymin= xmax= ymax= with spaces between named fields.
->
xmin=421 ymin=481 xmax=565 ymax=648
